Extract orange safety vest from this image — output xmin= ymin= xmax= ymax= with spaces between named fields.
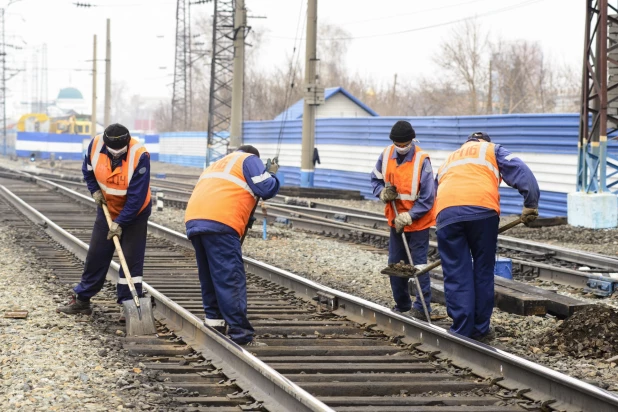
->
xmin=436 ymin=141 xmax=501 ymax=215
xmin=90 ymin=135 xmax=151 ymax=220
xmin=378 ymin=145 xmax=436 ymax=232
xmin=185 ymin=152 xmax=257 ymax=237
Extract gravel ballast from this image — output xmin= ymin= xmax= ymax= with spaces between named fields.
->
xmin=0 ymin=223 xmax=172 ymax=410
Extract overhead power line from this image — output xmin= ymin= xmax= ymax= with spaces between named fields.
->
xmin=268 ymin=0 xmax=546 ymax=41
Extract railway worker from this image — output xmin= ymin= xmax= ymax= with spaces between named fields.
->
xmin=435 ymin=131 xmax=539 ymax=342
xmin=185 ymin=145 xmax=280 ymax=347
xmin=370 ymin=120 xmax=436 ymax=321
xmin=57 ymin=123 xmax=151 ymax=315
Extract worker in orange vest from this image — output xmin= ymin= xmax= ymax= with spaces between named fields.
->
xmin=185 ymin=145 xmax=279 ymax=347
xmin=57 ymin=124 xmax=151 ymax=315
xmin=371 ymin=120 xmax=436 ymax=320
xmin=435 ymin=131 xmax=539 ymax=342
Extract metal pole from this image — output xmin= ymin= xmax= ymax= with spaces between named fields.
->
xmin=206 ymin=0 xmax=218 ymax=167
xmin=300 ymin=0 xmax=317 ymax=188
xmin=229 ymin=0 xmax=245 ymax=152
xmin=1 ymin=8 xmax=6 ymax=156
xmin=598 ymin=0 xmax=608 ymax=191
xmin=104 ymin=19 xmax=111 ymax=127
xmin=91 ymin=35 xmax=97 ymax=140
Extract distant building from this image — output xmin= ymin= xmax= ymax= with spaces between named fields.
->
xmin=274 ymin=86 xmax=378 ymax=121
xmin=47 ymin=87 xmax=89 ymax=117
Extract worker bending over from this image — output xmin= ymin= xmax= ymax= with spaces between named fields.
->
xmin=371 ymin=120 xmax=436 ymax=320
xmin=58 ymin=124 xmax=151 ymax=315
xmin=185 ymin=145 xmax=279 ymax=347
xmin=435 ymin=131 xmax=539 ymax=341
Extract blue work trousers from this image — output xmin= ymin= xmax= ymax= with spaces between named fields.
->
xmin=74 ymin=212 xmax=147 ymax=304
xmin=437 ymin=215 xmax=499 ymax=338
xmin=388 ymin=227 xmax=431 ymax=313
xmin=190 ymin=233 xmax=254 ymax=344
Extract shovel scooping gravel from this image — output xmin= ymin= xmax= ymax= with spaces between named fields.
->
xmin=381 ymin=217 xmax=524 ymax=280
xmin=101 ymin=204 xmax=157 ymax=336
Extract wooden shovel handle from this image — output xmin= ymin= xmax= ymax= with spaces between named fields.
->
xmin=415 ymin=217 xmax=524 ymax=277
xmin=101 ymin=203 xmax=137 ymax=294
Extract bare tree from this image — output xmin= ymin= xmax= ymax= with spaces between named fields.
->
xmin=433 ymin=19 xmax=488 ymax=115
xmin=317 ymin=23 xmax=352 ymax=87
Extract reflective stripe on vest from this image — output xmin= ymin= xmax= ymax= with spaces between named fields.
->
xmin=381 ymin=144 xmax=436 ymax=232
xmin=90 ymin=135 xmax=151 ymax=218
xmin=438 ymin=142 xmax=499 ymax=183
xmin=381 ymin=145 xmax=427 ymax=201
xmin=435 ymin=141 xmax=500 ymax=215
xmin=185 ymin=152 xmax=256 ymax=236
xmin=197 ymin=152 xmax=255 ymax=197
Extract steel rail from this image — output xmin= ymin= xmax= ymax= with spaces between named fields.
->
xmin=12 ymin=171 xmax=618 ymax=412
xmin=9 ymin=167 xmax=618 ymax=292
xmin=0 ymin=183 xmax=333 ymax=412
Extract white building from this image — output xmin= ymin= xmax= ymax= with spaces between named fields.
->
xmin=47 ymin=87 xmax=90 ymax=117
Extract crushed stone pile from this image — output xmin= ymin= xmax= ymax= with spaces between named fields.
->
xmin=539 ymin=306 xmax=618 ymax=359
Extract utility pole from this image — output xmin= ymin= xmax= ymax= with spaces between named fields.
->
xmin=300 ymin=0 xmax=322 ymax=187
xmin=1 ymin=8 xmax=6 ymax=156
xmin=104 ymin=18 xmax=111 ymax=126
xmin=228 ymin=0 xmax=246 ymax=152
xmin=91 ymin=34 xmax=97 ymax=140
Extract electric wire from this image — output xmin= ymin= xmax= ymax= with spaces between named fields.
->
xmin=267 ymin=0 xmax=545 ymax=41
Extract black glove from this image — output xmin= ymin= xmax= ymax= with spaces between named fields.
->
xmin=247 ymin=216 xmax=256 ymax=229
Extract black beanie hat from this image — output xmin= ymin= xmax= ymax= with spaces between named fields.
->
xmin=389 ymin=120 xmax=415 ymax=143
xmin=103 ymin=123 xmax=131 ymax=149
xmin=468 ymin=131 xmax=491 ymax=142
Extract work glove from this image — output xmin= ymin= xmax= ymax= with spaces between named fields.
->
xmin=394 ymin=212 xmax=413 ymax=234
xmin=92 ymin=190 xmax=106 ymax=206
xmin=521 ymin=207 xmax=539 ymax=226
xmin=247 ymin=215 xmax=256 ymax=229
xmin=266 ymin=158 xmax=279 ymax=175
xmin=379 ymin=185 xmax=398 ymax=203
xmin=107 ymin=222 xmax=122 ymax=240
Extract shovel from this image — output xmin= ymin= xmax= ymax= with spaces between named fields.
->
xmin=382 ymin=217 xmax=524 ymax=280
xmin=101 ymin=203 xmax=157 ymax=336
xmin=389 ymin=199 xmax=432 ymax=324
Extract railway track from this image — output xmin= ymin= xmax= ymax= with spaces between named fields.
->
xmin=151 ymin=182 xmax=618 ymax=294
xmin=7 ymin=168 xmax=618 ymax=295
xmin=1 ymin=171 xmax=618 ymax=411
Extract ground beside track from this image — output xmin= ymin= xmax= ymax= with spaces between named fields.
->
xmin=0 ymin=222 xmax=175 ymax=411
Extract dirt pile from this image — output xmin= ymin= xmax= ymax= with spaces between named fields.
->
xmin=539 ymin=306 xmax=618 ymax=358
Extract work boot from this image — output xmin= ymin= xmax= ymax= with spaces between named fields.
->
xmin=472 ymin=327 xmax=496 ymax=344
xmin=240 ymin=339 xmax=267 ymax=347
xmin=408 ymin=307 xmax=428 ymax=321
xmin=391 ymin=306 xmax=412 ymax=317
xmin=56 ymin=295 xmax=92 ymax=315
xmin=204 ymin=318 xmax=227 ymax=334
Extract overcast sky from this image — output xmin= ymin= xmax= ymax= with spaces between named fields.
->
xmin=4 ymin=0 xmax=582 ymax=119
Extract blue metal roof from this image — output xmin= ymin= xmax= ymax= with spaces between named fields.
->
xmin=273 ymin=86 xmax=378 ymax=121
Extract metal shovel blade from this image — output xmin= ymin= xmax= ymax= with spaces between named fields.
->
xmin=380 ymin=263 xmax=419 ymax=279
xmin=123 ymin=298 xmax=157 ymax=336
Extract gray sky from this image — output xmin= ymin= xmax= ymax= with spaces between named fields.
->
xmin=5 ymin=0 xmax=581 ymax=119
